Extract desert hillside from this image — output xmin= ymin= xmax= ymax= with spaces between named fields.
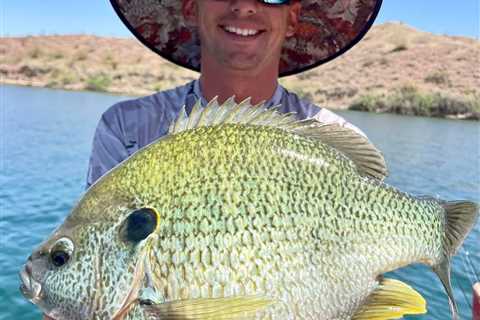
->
xmin=1 ymin=23 xmax=479 ymax=119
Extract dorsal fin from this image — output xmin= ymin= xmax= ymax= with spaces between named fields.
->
xmin=294 ymin=123 xmax=388 ymax=180
xmin=169 ymin=97 xmax=388 ymax=180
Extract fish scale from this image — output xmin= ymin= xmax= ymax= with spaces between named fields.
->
xmin=115 ymin=125 xmax=426 ymax=318
xmin=20 ymin=98 xmax=478 ymax=320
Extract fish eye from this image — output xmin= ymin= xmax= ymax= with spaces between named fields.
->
xmin=51 ymin=250 xmax=70 ymax=267
xmin=49 ymin=237 xmax=74 ymax=268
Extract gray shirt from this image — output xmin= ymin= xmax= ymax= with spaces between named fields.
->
xmin=86 ymin=80 xmax=363 ymax=188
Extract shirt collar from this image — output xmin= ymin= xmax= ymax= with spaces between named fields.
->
xmin=192 ymin=79 xmax=285 ymax=107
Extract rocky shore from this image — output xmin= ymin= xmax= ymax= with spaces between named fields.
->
xmin=1 ymin=23 xmax=479 ymax=120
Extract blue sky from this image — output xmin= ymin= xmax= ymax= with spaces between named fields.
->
xmin=2 ymin=1 xmax=479 ymax=39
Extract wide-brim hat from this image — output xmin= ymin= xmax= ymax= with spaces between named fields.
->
xmin=111 ymin=0 xmax=382 ymax=77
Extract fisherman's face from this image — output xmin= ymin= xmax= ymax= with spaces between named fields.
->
xmin=182 ymin=0 xmax=301 ymax=74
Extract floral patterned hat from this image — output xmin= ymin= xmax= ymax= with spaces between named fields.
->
xmin=110 ymin=0 xmax=382 ymax=77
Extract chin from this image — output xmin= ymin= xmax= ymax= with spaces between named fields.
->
xmin=223 ymin=56 xmax=266 ymax=72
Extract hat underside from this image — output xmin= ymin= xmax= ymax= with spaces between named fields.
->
xmin=111 ymin=0 xmax=382 ymax=76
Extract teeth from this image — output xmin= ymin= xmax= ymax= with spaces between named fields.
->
xmin=224 ymin=26 xmax=259 ymax=36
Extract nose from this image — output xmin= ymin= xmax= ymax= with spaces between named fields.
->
xmin=230 ymin=0 xmax=259 ymax=16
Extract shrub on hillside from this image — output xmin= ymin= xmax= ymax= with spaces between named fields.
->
xmin=350 ymin=86 xmax=479 ymax=120
xmin=85 ymin=74 xmax=112 ymax=92
xmin=27 ymin=47 xmax=43 ymax=59
xmin=424 ymin=71 xmax=451 ymax=86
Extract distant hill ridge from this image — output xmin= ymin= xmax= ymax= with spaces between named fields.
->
xmin=1 ymin=22 xmax=479 ymax=119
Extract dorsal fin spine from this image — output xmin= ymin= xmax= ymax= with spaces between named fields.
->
xmin=186 ymin=99 xmax=202 ymax=129
xmin=169 ymin=96 xmax=388 ymax=180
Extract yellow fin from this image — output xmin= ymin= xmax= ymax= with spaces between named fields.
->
xmin=352 ymin=278 xmax=426 ymax=320
xmin=142 ymin=295 xmax=275 ymax=319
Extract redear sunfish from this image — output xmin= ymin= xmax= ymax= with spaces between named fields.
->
xmin=20 ymin=97 xmax=479 ymax=319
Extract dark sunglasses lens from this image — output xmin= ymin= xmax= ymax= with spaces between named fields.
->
xmin=262 ymin=0 xmax=290 ymax=4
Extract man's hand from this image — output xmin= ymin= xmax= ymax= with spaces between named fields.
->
xmin=474 ymin=282 xmax=480 ymax=320
xmin=43 ymin=315 xmax=54 ymax=320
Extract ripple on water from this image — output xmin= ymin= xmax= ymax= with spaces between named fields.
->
xmin=3 ymin=87 xmax=479 ymax=320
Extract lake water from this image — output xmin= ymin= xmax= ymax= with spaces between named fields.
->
xmin=1 ymin=84 xmax=479 ymax=319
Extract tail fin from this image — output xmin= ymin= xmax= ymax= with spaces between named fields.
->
xmin=433 ymin=201 xmax=479 ymax=320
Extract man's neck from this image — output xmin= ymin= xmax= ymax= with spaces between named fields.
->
xmin=199 ymin=63 xmax=279 ymax=105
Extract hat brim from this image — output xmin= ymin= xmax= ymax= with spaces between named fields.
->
xmin=111 ymin=0 xmax=382 ymax=77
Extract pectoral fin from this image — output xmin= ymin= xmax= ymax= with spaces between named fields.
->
xmin=352 ymin=278 xmax=426 ymax=320
xmin=141 ymin=295 xmax=275 ymax=319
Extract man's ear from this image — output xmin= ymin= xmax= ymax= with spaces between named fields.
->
xmin=286 ymin=1 xmax=301 ymax=37
xmin=182 ymin=0 xmax=198 ymax=26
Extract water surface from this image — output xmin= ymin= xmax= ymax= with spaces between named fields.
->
xmin=1 ymin=85 xmax=479 ymax=319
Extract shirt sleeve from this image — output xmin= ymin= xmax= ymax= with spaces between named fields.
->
xmin=86 ymin=111 xmax=130 ymax=189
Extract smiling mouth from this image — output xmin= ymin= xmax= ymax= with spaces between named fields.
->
xmin=221 ymin=25 xmax=265 ymax=37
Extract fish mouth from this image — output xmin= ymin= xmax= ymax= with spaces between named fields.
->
xmin=19 ymin=266 xmax=44 ymax=304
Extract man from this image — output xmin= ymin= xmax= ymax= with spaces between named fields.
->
xmin=86 ymin=0 xmax=382 ymax=188
xmin=44 ymin=2 xmax=383 ymax=318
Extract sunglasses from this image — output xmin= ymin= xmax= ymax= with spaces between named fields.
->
xmin=207 ymin=0 xmax=293 ymax=5
xmin=262 ymin=0 xmax=290 ymax=4
xmin=210 ymin=0 xmax=292 ymax=5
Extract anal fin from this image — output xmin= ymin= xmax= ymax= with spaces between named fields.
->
xmin=352 ymin=278 xmax=426 ymax=320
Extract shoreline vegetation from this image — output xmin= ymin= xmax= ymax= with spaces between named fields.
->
xmin=1 ymin=23 xmax=479 ymax=120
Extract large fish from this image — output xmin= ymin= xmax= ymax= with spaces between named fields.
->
xmin=20 ymin=98 xmax=478 ymax=320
